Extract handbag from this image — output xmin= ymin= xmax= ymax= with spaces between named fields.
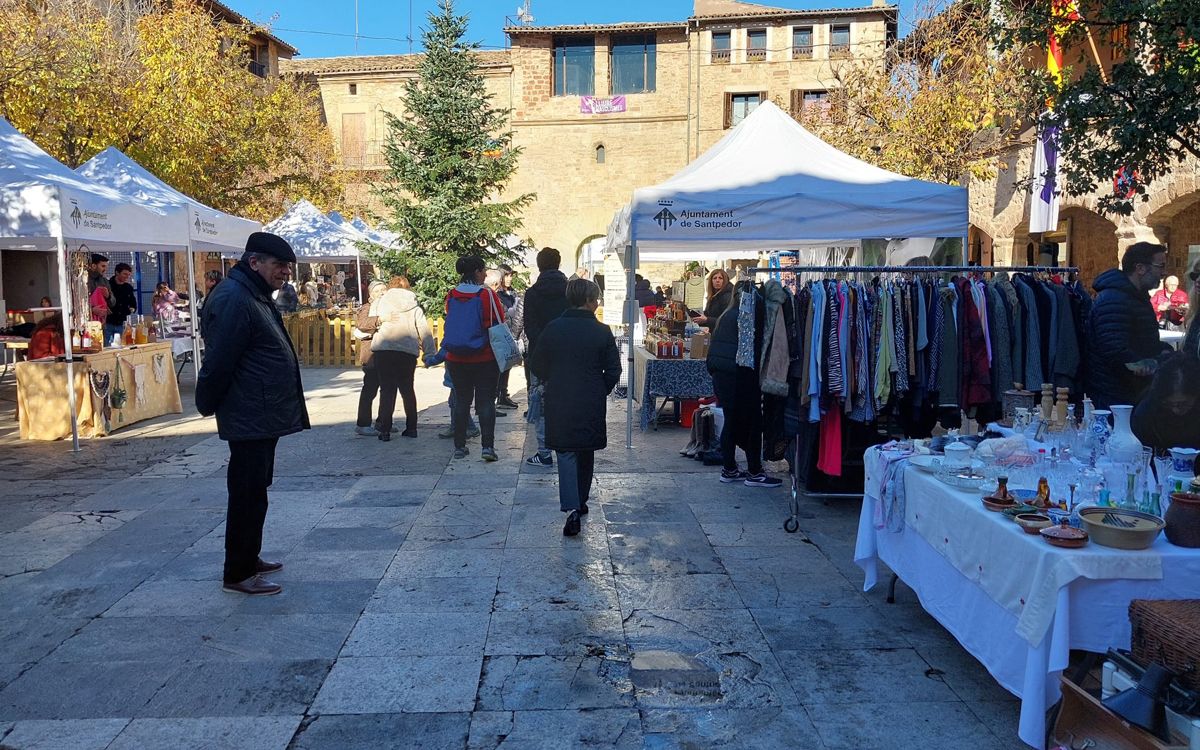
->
xmin=487 ymin=291 xmax=522 ymax=372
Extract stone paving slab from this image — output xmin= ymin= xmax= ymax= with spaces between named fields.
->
xmin=0 ymin=367 xmax=1028 ymax=748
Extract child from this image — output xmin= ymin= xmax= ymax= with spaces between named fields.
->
xmin=425 ymin=344 xmax=479 ymax=439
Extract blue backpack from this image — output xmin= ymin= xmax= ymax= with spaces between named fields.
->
xmin=442 ymin=292 xmax=487 ymax=354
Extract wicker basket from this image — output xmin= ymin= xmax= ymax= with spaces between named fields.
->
xmin=1130 ymin=599 xmax=1200 ymax=690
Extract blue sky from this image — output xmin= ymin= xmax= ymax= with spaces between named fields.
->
xmin=227 ymin=0 xmax=919 ymax=58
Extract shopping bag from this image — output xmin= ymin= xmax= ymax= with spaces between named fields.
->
xmin=487 ymin=292 xmax=522 ymax=372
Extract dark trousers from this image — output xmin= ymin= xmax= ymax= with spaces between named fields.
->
xmin=224 ymin=437 xmax=278 ymax=584
xmin=447 ymin=359 xmax=499 ymax=450
xmin=555 ymin=450 xmax=595 ymax=512
xmin=356 ymin=364 xmax=380 ymax=427
xmin=712 ymin=368 xmax=763 ymax=474
xmin=498 ymin=369 xmax=512 ymax=400
xmin=374 ymin=350 xmax=418 ymax=433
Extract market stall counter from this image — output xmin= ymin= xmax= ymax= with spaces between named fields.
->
xmin=632 ymin=346 xmax=713 ymax=431
xmin=854 ymin=445 xmax=1200 ymax=748
xmin=15 ymin=341 xmax=182 ymax=440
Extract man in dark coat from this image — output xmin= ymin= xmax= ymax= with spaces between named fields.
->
xmin=197 ymin=232 xmax=310 ymax=596
xmin=530 ymin=278 xmax=621 ymax=536
xmin=521 ymin=247 xmax=570 ymax=469
xmin=105 ymin=263 xmax=137 ymax=344
xmin=1085 ymin=241 xmax=1169 ymax=410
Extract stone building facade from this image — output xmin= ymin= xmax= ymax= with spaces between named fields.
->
xmin=283 ymin=0 xmax=897 ymax=266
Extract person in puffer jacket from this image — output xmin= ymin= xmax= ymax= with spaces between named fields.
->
xmin=1084 ymin=242 xmax=1170 ymax=409
xmin=372 ymin=275 xmax=436 ymax=441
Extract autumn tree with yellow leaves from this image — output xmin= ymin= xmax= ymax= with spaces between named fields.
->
xmin=795 ymin=0 xmax=1030 ymax=185
xmin=0 ymin=0 xmax=342 ymax=221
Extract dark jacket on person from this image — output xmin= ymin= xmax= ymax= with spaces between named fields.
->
xmin=106 ymin=279 xmax=137 ymax=327
xmin=522 ymin=269 xmax=569 ymax=359
xmin=706 ymin=304 xmax=740 ymax=375
xmin=635 ymin=279 xmax=656 ymax=308
xmin=1133 ymin=397 xmax=1200 ymax=455
xmin=275 ymin=283 xmax=299 ymax=314
xmin=703 ymin=284 xmax=733 ymax=322
xmin=1084 ymin=269 xmax=1165 ymax=409
xmin=196 ymin=261 xmax=310 ymax=441
xmin=530 ymin=308 xmax=621 ymax=452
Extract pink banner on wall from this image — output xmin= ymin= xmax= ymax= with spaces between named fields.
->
xmin=580 ymin=96 xmax=627 ymax=114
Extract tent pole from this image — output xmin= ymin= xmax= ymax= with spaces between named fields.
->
xmin=625 ymin=241 xmax=636 ymax=450
xmin=56 ymin=235 xmax=80 ymax=453
xmin=355 ymin=254 xmax=363 ymax=303
xmin=185 ymin=239 xmax=201 ymax=379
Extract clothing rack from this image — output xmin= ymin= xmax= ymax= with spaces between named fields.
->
xmin=746 ymin=263 xmax=1079 ymax=531
xmin=747 ymin=264 xmax=1078 ymax=276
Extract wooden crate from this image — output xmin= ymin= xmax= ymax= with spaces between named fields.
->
xmin=1053 ymin=676 xmax=1186 ymax=749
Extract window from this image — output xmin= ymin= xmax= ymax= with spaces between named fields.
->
xmin=724 ymin=91 xmax=765 ymax=129
xmin=792 ymin=26 xmax=813 ymax=59
xmin=830 ymin=24 xmax=851 ymax=55
xmin=611 ymin=34 xmax=656 ymax=94
xmin=711 ymin=31 xmax=731 ymax=63
xmin=747 ymin=29 xmax=767 ymax=61
xmin=553 ymin=36 xmax=595 ymax=96
xmin=790 ymin=88 xmax=846 ymax=122
xmin=348 ymin=83 xmax=358 ymax=95
xmin=595 ymin=144 xmax=605 ymax=164
xmin=247 ymin=44 xmax=268 ymax=77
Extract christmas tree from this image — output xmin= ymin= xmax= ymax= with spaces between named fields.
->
xmin=370 ymin=0 xmax=534 ymax=312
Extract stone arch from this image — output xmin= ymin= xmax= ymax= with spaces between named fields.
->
xmin=1140 ymin=166 xmax=1200 ymax=223
xmin=1147 ymin=188 xmax=1200 ymax=277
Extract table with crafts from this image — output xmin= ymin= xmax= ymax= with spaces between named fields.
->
xmin=853 ymin=445 xmax=1200 ymax=747
xmin=632 ymin=347 xmax=714 ymax=430
xmin=15 ymin=341 xmax=182 ymax=440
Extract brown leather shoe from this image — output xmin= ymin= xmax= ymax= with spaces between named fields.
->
xmin=256 ymin=558 xmax=283 ymax=574
xmin=222 ymin=575 xmax=282 ymax=596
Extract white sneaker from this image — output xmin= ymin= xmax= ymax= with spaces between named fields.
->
xmin=354 ymin=425 xmax=377 ymax=437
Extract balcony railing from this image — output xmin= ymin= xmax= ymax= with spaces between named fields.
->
xmin=340 ymin=152 xmax=388 ymax=170
xmin=830 ymin=43 xmax=851 ymax=57
xmin=746 ymin=48 xmax=766 ymax=62
xmin=792 ymin=45 xmax=813 ymax=60
xmin=247 ymin=59 xmax=267 ymax=77
xmin=711 ymin=49 xmax=731 ymax=64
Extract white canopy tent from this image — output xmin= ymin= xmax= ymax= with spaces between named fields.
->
xmin=349 ymin=217 xmax=401 ymax=248
xmin=0 ymin=117 xmax=188 ymax=450
xmin=78 ymin=147 xmax=262 ymax=375
xmin=604 ymin=101 xmax=969 ymax=445
xmin=226 ymin=200 xmax=375 ymax=302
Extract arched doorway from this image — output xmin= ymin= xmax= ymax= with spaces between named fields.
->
xmin=1148 ymin=191 xmax=1200 ymax=278
xmin=1059 ymin=207 xmax=1119 ymax=287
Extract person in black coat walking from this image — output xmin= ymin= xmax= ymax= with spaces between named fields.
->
xmin=197 ymin=232 xmax=310 ymax=596
xmin=530 ymin=278 xmax=622 ymax=536
xmin=705 ymin=296 xmax=781 ymax=488
xmin=522 ymin=248 xmax=570 ymax=468
xmin=1084 ymin=242 xmax=1170 ymax=409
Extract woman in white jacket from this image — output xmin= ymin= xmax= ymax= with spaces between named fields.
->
xmin=373 ymin=276 xmax=436 ymax=441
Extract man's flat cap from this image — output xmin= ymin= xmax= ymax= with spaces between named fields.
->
xmin=244 ymin=232 xmax=296 ymax=263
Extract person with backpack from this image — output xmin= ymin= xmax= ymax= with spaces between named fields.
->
xmin=442 ymin=255 xmax=505 ymax=461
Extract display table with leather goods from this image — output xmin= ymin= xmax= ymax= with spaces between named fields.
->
xmin=15 ymin=341 xmax=182 ymax=440
xmin=632 ymin=347 xmax=714 ymax=431
xmin=854 ymin=445 xmax=1200 ymax=748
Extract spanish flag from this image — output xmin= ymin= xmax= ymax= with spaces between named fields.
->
xmin=1047 ymin=0 xmax=1082 ymax=90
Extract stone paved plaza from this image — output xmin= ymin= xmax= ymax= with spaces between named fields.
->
xmin=0 ymin=367 xmax=1024 ymax=749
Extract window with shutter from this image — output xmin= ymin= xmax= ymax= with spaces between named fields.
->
xmin=726 ymin=92 xmax=763 ymax=128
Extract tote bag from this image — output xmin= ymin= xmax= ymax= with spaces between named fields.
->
xmin=487 ymin=292 xmax=522 ymax=372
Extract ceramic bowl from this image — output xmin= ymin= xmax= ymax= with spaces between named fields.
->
xmin=1040 ymin=522 xmax=1089 ymax=549
xmin=1015 ymin=513 xmax=1053 ymax=534
xmin=1078 ymin=507 xmax=1164 ymax=550
xmin=982 ymin=496 xmax=1016 ymax=512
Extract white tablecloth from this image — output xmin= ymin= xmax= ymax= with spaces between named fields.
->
xmin=855 ymin=446 xmax=1200 ymax=747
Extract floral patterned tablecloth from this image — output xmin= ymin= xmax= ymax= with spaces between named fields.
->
xmin=632 ymin=347 xmax=714 ymax=431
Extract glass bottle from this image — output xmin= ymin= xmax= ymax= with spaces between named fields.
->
xmin=123 ymin=320 xmax=134 ymax=346
xmin=1036 ymin=476 xmax=1051 ymax=509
